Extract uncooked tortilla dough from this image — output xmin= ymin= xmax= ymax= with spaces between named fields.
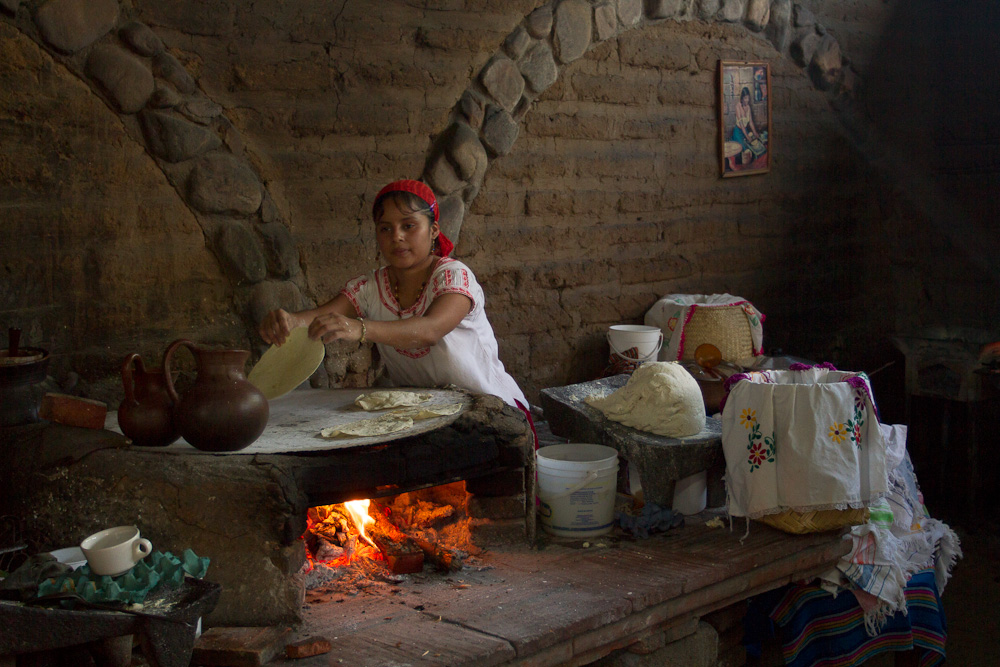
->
xmin=391 ymin=403 xmax=463 ymax=420
xmin=320 ymin=413 xmax=414 ymax=439
xmin=248 ymin=327 xmax=326 ymax=400
xmin=585 ymin=362 xmax=706 ymax=437
xmin=354 ymin=390 xmax=432 ymax=411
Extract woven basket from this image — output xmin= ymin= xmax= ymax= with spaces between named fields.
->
xmin=756 ymin=507 xmax=869 ymax=535
xmin=681 ymin=305 xmax=754 ymax=361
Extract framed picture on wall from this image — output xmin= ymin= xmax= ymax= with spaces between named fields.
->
xmin=718 ymin=60 xmax=771 ymax=177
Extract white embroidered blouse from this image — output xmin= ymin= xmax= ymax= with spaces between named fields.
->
xmin=340 ymin=258 xmax=527 ymax=409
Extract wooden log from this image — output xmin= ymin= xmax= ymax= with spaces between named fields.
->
xmin=368 ymin=510 xmax=424 ymax=574
xmin=411 ymin=536 xmax=459 ymax=573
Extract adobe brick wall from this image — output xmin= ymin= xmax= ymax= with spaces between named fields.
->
xmin=1 ymin=1 xmax=996 ymax=409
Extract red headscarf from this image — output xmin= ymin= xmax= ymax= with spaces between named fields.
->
xmin=373 ymin=180 xmax=454 ymax=257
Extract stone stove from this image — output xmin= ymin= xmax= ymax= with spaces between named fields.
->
xmin=0 ymin=389 xmax=534 ymax=626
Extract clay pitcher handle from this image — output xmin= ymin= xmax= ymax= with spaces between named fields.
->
xmin=120 ymin=353 xmax=145 ymax=407
xmin=162 ymin=339 xmax=196 ymax=404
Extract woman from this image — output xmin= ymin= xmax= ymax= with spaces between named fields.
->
xmin=259 ymin=179 xmax=529 ymax=415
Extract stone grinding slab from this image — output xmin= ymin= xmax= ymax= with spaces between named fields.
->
xmin=539 ymin=374 xmax=724 ymax=508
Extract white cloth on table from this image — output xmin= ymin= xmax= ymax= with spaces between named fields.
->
xmin=721 ymin=368 xmax=888 ymax=519
xmin=341 ymin=258 xmax=527 ymax=409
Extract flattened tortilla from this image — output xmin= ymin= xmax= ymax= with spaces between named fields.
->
xmin=320 ymin=413 xmax=414 ymax=439
xmin=391 ymin=403 xmax=463 ymax=421
xmin=354 ymin=390 xmax=432 ymax=411
xmin=248 ymin=327 xmax=326 ymax=400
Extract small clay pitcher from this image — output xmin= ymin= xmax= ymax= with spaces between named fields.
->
xmin=162 ymin=339 xmax=269 ymax=452
xmin=118 ymin=353 xmax=180 ymax=447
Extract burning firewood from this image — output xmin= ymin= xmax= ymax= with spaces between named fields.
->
xmin=367 ymin=510 xmax=424 ymax=574
xmin=371 ymin=501 xmax=464 ymax=573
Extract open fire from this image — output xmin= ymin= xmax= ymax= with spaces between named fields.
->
xmin=302 ymin=482 xmax=479 ymax=587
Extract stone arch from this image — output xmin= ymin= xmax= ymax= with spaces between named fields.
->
xmin=1 ymin=0 xmax=854 ymax=355
xmin=419 ymin=0 xmax=856 ymax=247
xmin=1 ymin=0 xmax=312 ymax=347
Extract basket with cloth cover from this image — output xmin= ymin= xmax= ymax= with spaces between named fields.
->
xmin=720 ymin=364 xmax=888 ymax=534
xmin=644 ymin=293 xmax=764 ymax=363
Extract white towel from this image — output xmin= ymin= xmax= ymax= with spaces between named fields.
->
xmin=721 ymin=369 xmax=888 ymax=519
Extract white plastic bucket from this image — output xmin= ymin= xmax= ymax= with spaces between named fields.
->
xmin=607 ymin=325 xmax=663 ymax=363
xmin=671 ymin=470 xmax=707 ymax=515
xmin=536 ymin=444 xmax=619 ymax=538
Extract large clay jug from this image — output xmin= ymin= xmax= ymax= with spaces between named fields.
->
xmin=162 ymin=339 xmax=269 ymax=452
xmin=118 ymin=353 xmax=180 ymax=447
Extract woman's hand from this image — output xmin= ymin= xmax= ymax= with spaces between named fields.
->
xmin=308 ymin=313 xmax=363 ymax=343
xmin=259 ymin=309 xmax=303 ymax=346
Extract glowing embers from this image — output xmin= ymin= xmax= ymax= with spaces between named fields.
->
xmin=302 ymin=482 xmax=478 ymax=591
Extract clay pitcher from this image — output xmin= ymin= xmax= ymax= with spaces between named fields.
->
xmin=118 ymin=353 xmax=180 ymax=447
xmin=162 ymin=339 xmax=269 ymax=452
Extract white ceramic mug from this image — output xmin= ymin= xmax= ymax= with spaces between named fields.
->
xmin=80 ymin=525 xmax=152 ymax=577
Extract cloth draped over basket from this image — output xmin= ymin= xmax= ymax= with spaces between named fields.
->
xmin=720 ymin=368 xmax=888 ymax=530
xmin=644 ymin=293 xmax=764 ymax=363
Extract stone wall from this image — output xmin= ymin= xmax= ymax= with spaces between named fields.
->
xmin=1 ymin=0 xmax=995 ymax=409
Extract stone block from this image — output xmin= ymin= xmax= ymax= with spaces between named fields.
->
xmin=153 ymin=51 xmax=197 ymax=95
xmin=745 ymin=0 xmax=770 ymax=32
xmin=457 ymin=89 xmax=487 ymax=129
xmin=147 ymin=82 xmax=181 ymax=109
xmin=447 ymin=122 xmax=489 ymax=184
xmin=719 ymin=0 xmax=746 ymax=23
xmin=482 ymin=105 xmax=520 ymax=156
xmin=34 ymin=0 xmax=118 ymax=54
xmin=695 ymin=0 xmax=722 ymax=21
xmin=765 ymin=0 xmax=792 ymax=53
xmin=438 ymin=194 xmax=465 ymax=244
xmin=617 ymin=0 xmax=643 ymax=27
xmin=85 ymin=44 xmax=155 ymax=114
xmin=503 ymin=25 xmax=532 ymax=60
xmin=554 ymin=0 xmax=592 ymax=63
xmin=518 ymin=41 xmax=558 ymax=94
xmin=139 ymin=110 xmax=222 ymax=163
xmin=215 ymin=220 xmax=267 ymax=285
xmin=646 ymin=0 xmax=690 ymax=21
xmin=249 ymin=281 xmax=310 ymax=334
xmin=525 ymin=5 xmax=553 ymax=39
xmin=480 ymin=55 xmax=525 ymax=111
xmin=179 ymin=98 xmax=224 ymax=125
xmin=119 ymin=21 xmax=163 ymax=57
xmin=810 ymin=34 xmax=842 ymax=90
xmin=424 ymin=151 xmax=465 ymax=197
xmin=187 ymin=154 xmax=263 ymax=216
xmin=595 ymin=3 xmax=618 ymax=42
xmin=791 ymin=30 xmax=820 ymax=68
xmin=257 ymin=221 xmax=299 ymax=279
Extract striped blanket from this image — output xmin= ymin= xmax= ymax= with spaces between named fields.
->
xmin=763 ymin=568 xmax=946 ymax=667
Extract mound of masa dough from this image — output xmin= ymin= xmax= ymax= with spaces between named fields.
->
xmin=585 ymin=362 xmax=706 ymax=437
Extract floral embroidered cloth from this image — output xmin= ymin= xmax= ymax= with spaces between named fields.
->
xmin=721 ymin=368 xmax=888 ymax=519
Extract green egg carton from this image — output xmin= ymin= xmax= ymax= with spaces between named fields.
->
xmin=37 ymin=549 xmax=210 ymax=606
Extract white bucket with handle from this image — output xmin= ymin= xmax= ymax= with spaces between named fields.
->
xmin=607 ymin=325 xmax=663 ymax=365
xmin=536 ymin=444 xmax=619 ymax=538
